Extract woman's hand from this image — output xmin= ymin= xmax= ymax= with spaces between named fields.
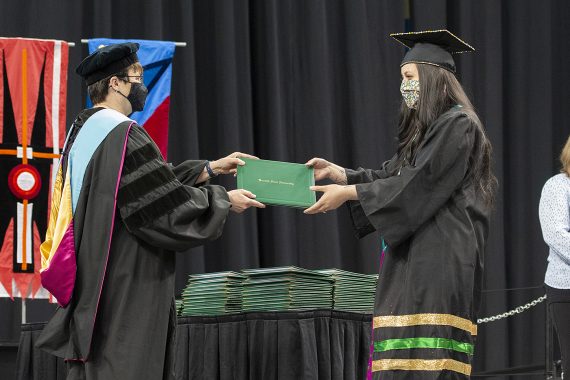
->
xmin=227 ymin=189 xmax=266 ymax=213
xmin=211 ymin=152 xmax=259 ymax=176
xmin=303 ymin=185 xmax=357 ymax=214
xmin=305 ymin=158 xmax=347 ymax=185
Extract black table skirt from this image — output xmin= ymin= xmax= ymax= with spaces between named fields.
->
xmin=16 ymin=309 xmax=372 ymax=380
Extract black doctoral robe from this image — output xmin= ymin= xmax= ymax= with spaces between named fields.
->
xmin=36 ymin=108 xmax=231 ymax=380
xmin=346 ymin=107 xmax=490 ymax=379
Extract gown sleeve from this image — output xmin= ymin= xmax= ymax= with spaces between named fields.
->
xmin=346 ymin=157 xmax=396 ymax=184
xmin=344 ymin=156 xmax=398 ymax=238
xmin=117 ymin=125 xmax=231 ymax=251
xmin=354 ymin=113 xmax=476 ymax=247
xmin=170 ymin=160 xmax=208 ymax=186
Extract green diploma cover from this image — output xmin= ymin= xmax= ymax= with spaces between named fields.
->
xmin=237 ymin=158 xmax=316 ymax=208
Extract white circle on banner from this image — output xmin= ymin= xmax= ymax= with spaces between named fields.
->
xmin=17 ymin=171 xmax=36 ymax=191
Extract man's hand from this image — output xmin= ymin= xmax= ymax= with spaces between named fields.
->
xmin=227 ymin=189 xmax=266 ymax=213
xmin=211 ymin=152 xmax=259 ymax=176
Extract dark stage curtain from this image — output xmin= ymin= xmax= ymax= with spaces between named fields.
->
xmin=16 ymin=311 xmax=371 ymax=380
xmin=0 ymin=0 xmax=568 ymax=377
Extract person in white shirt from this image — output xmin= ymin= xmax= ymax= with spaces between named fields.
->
xmin=539 ymin=134 xmax=570 ymax=378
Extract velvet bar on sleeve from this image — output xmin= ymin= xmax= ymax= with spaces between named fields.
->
xmin=118 ymin=125 xmax=231 ymax=251
xmin=171 ymin=159 xmax=208 ymax=186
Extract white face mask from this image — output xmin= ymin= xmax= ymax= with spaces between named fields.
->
xmin=400 ymin=79 xmax=420 ymax=109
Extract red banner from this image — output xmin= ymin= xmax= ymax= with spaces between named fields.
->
xmin=0 ymin=38 xmax=68 ymax=299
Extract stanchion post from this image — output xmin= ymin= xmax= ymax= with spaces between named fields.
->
xmin=21 ymin=298 xmax=26 ymax=325
xmin=545 ymin=301 xmax=555 ymax=379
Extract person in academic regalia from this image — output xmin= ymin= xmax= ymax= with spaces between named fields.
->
xmin=35 ymin=42 xmax=265 ymax=380
xmin=305 ymin=30 xmax=497 ymax=379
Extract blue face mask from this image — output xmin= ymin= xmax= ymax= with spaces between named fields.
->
xmin=400 ymin=79 xmax=420 ymax=109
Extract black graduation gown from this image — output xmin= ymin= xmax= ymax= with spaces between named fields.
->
xmin=346 ymin=108 xmax=490 ymax=379
xmin=36 ymin=108 xmax=231 ymax=380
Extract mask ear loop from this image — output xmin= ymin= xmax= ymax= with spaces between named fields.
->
xmin=109 ymin=76 xmax=131 ymax=96
xmin=110 ymin=78 xmax=130 ymax=100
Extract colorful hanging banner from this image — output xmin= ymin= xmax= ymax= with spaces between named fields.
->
xmin=0 ymin=37 xmax=69 ymax=300
xmin=87 ymin=38 xmax=175 ymax=159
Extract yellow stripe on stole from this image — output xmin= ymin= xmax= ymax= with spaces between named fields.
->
xmin=40 ymin=166 xmax=63 ymax=268
xmin=40 ymin=166 xmax=73 ymax=270
xmin=373 ymin=314 xmax=477 ymax=336
xmin=372 ymin=359 xmax=472 ymax=376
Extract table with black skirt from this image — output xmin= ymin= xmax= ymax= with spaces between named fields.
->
xmin=16 ymin=309 xmax=372 ymax=380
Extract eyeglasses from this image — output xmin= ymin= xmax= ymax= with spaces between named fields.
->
xmin=120 ymin=75 xmax=144 ymax=83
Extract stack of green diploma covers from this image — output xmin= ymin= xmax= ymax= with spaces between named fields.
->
xmin=180 ymin=271 xmax=245 ymax=316
xmin=237 ymin=158 xmax=316 ymax=208
xmin=317 ymin=269 xmax=378 ymax=313
xmin=179 ymin=267 xmax=377 ymax=315
xmin=240 ymin=266 xmax=333 ymax=311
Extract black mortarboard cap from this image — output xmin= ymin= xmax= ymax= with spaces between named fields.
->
xmin=76 ymin=42 xmax=140 ymax=85
xmin=390 ymin=30 xmax=475 ymax=73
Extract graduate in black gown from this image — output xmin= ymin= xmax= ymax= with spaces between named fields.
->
xmin=305 ymin=30 xmax=497 ymax=379
xmin=36 ymin=43 xmax=265 ymax=380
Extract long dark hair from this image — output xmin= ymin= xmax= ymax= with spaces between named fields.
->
xmin=394 ymin=64 xmax=497 ymax=206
